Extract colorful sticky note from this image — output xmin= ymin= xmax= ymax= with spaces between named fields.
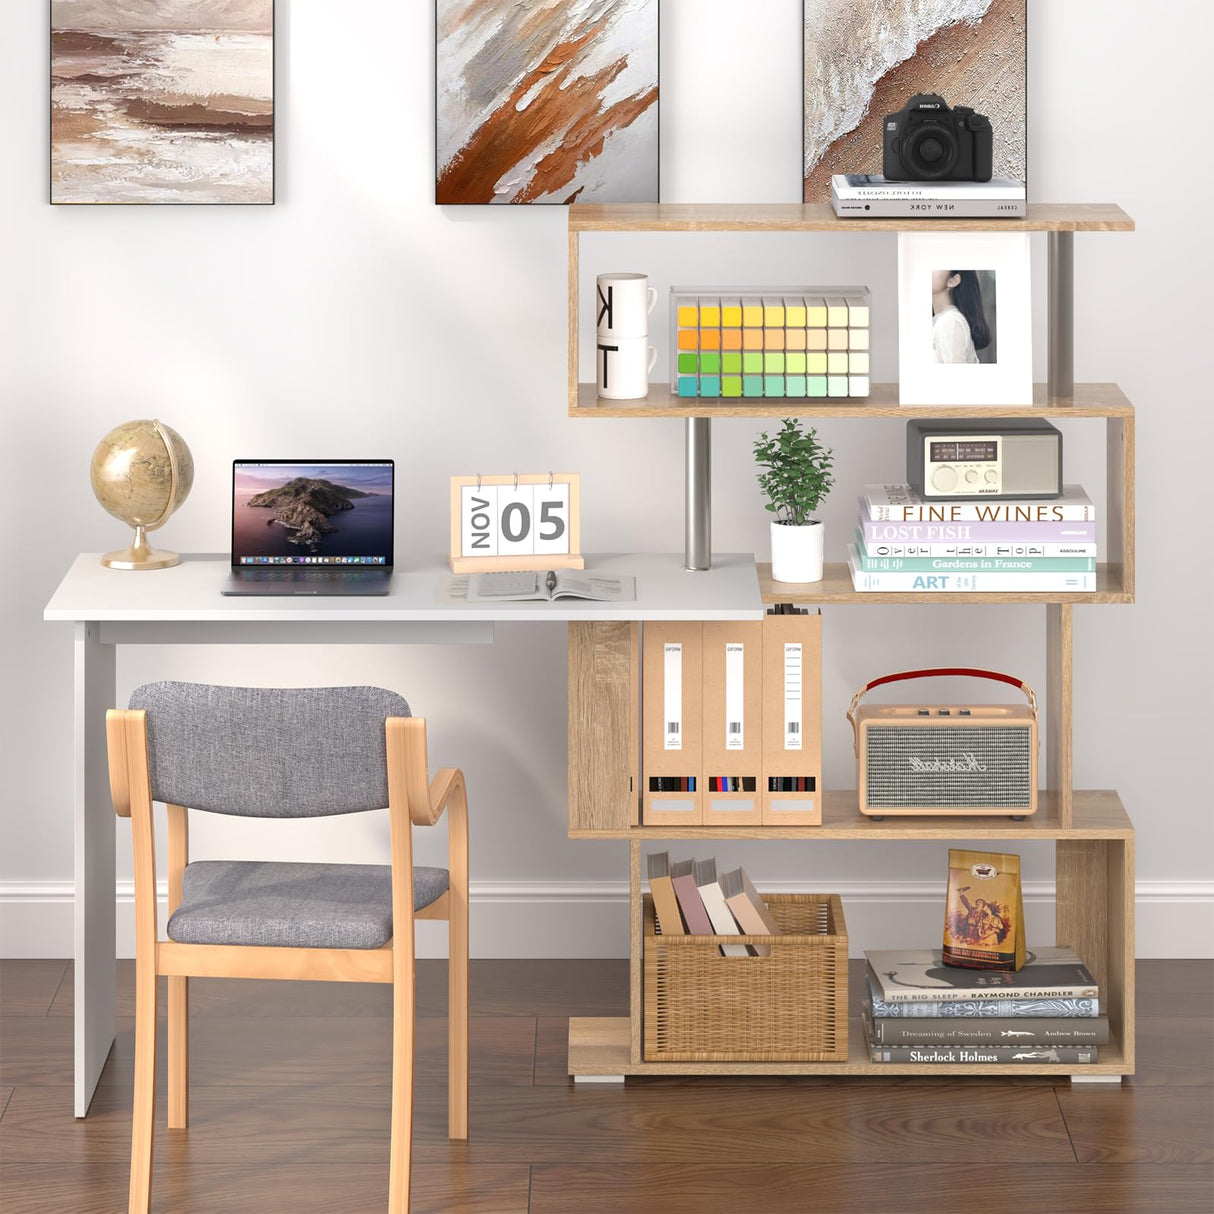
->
xmin=700 ymin=329 xmax=720 ymax=351
xmin=722 ymin=351 xmax=742 ymax=374
xmin=700 ymin=302 xmax=721 ymax=326
xmin=701 ymin=351 xmax=721 ymax=374
xmin=786 ymin=352 xmax=806 ymax=374
xmin=721 ymin=302 xmax=742 ymax=327
xmin=742 ymin=300 xmax=763 ymax=327
xmin=764 ymin=353 xmax=785 ymax=373
xmin=828 ymin=352 xmax=849 ymax=374
xmin=806 ymin=352 xmax=828 ymax=374
xmin=785 ymin=329 xmax=807 ymax=351
xmin=700 ymin=375 xmax=721 ymax=396
xmin=784 ymin=299 xmax=806 ymax=327
xmin=827 ymin=375 xmax=849 ymax=397
xmin=764 ymin=330 xmax=785 ymax=351
xmin=743 ymin=330 xmax=763 ymax=351
xmin=806 ymin=329 xmax=828 ymax=351
xmin=678 ymin=376 xmax=698 ymax=397
xmin=764 ymin=375 xmax=785 ymax=397
xmin=722 ymin=329 xmax=743 ymax=351
xmin=742 ymin=375 xmax=763 ymax=397
xmin=826 ymin=297 xmax=849 ymax=327
xmin=806 ymin=300 xmax=828 ymax=327
xmin=763 ymin=300 xmax=785 ymax=326
xmin=828 ymin=329 xmax=848 ymax=350
xmin=807 ymin=376 xmax=828 ymax=397
xmin=678 ymin=305 xmax=698 ymax=327
xmin=678 ymin=352 xmax=698 ymax=374
xmin=677 ymin=330 xmax=698 ymax=349
xmin=785 ymin=376 xmax=807 ymax=397
xmin=722 ymin=375 xmax=743 ymax=397
xmin=851 ymin=328 xmax=870 ymax=350
xmin=743 ymin=352 xmax=763 ymax=374
xmin=849 ymin=352 xmax=869 ymax=375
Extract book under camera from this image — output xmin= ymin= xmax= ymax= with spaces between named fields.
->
xmin=832 ymin=174 xmax=1026 ymax=201
xmin=830 ymin=175 xmax=1026 ymax=219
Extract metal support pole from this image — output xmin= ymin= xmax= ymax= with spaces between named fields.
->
xmin=1048 ymin=231 xmax=1074 ymax=400
xmin=684 ymin=417 xmax=712 ymax=571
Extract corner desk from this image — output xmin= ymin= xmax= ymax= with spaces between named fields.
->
xmin=44 ymin=551 xmax=765 ymax=1116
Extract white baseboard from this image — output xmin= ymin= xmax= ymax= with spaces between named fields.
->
xmin=2 ymin=879 xmax=1211 ymax=959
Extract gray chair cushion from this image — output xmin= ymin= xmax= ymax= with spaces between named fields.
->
xmin=166 ymin=861 xmax=449 ymax=949
xmin=128 ymin=683 xmax=411 ymax=818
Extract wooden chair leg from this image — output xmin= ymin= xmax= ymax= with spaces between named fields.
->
xmin=128 ymin=951 xmax=157 ymax=1212
xmin=388 ymin=941 xmax=415 ymax=1213
xmin=167 ymin=976 xmax=188 ymax=1129
xmin=449 ymin=880 xmax=469 ymax=1140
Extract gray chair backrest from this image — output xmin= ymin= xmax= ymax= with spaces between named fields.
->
xmin=128 ymin=682 xmax=412 ymax=817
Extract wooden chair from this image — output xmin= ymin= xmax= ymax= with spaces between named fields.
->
xmin=106 ymin=682 xmax=469 ymax=1214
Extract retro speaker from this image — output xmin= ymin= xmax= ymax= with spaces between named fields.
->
xmin=847 ymin=668 xmax=1038 ymax=819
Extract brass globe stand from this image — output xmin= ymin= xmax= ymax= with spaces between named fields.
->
xmin=100 ymin=419 xmax=183 ymax=570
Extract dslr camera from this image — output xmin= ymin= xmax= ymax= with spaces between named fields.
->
xmin=883 ymin=94 xmax=993 ymax=182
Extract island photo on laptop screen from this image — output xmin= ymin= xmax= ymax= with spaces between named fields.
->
xmin=232 ymin=461 xmax=394 ymax=565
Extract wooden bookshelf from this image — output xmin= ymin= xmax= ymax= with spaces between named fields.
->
xmin=568 ymin=1016 xmax=1131 ymax=1078
xmin=571 ymin=381 xmax=1134 ymax=420
xmin=568 ymin=202 xmax=1135 ymax=234
xmin=568 ymin=788 xmax=1133 ymax=841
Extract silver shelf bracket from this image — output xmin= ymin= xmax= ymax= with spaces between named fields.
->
xmin=685 ymin=417 xmax=712 ymax=571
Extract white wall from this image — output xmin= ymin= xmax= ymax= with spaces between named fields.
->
xmin=3 ymin=0 xmax=1211 ymax=958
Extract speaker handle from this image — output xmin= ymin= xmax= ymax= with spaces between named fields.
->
xmin=847 ymin=668 xmax=1038 ymax=753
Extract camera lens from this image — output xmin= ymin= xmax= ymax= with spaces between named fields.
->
xmin=904 ymin=123 xmax=958 ymax=179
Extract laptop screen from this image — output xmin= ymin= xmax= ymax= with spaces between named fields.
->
xmin=232 ymin=460 xmax=394 ymax=567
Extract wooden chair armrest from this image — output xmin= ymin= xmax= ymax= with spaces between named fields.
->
xmin=386 ymin=717 xmax=467 ymax=827
xmin=107 ymin=708 xmax=138 ymax=818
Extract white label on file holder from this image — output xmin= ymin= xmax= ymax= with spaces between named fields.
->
xmin=725 ymin=643 xmax=744 ymax=750
xmin=784 ymin=642 xmax=802 ymax=750
xmin=664 ymin=643 xmax=682 ymax=750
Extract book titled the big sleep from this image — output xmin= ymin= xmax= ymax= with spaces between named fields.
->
xmin=866 ymin=946 xmax=1098 ymax=1005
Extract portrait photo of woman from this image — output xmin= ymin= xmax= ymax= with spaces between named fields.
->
xmin=931 ymin=269 xmax=997 ymax=364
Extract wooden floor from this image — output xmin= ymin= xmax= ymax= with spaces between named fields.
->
xmin=0 ymin=959 xmax=1210 ymax=1214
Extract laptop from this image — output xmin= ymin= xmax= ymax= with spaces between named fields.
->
xmin=221 ymin=459 xmax=394 ymax=596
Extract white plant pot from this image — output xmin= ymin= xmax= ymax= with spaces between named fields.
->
xmin=770 ymin=519 xmax=824 ymax=583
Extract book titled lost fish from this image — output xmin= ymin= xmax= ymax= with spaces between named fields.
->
xmin=866 ymin=945 xmax=1097 ymax=1005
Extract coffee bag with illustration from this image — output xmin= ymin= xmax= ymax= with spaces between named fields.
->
xmin=943 ymin=849 xmax=1025 ymax=971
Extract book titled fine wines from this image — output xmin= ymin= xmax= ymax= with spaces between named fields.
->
xmin=866 ymin=946 xmax=1097 ymax=1004
xmin=864 ymin=484 xmax=1096 ymax=523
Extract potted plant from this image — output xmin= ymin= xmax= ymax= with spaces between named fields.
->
xmin=753 ymin=418 xmax=835 ymax=583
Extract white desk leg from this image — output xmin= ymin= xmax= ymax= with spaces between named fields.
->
xmin=74 ymin=621 xmax=116 ymax=1117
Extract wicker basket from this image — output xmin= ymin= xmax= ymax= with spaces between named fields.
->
xmin=643 ymin=893 xmax=848 ymax=1062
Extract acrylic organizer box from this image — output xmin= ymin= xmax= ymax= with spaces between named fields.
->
xmin=670 ymin=287 xmax=871 ymax=400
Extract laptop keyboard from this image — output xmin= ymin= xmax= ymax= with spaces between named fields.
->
xmin=237 ymin=568 xmax=387 ymax=582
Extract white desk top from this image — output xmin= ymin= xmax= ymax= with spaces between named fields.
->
xmin=44 ymin=553 xmax=765 ymax=623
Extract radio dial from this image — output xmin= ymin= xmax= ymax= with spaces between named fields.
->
xmin=964 ymin=469 xmax=979 ymax=484
xmin=985 ymin=469 xmax=998 ymax=484
xmin=930 ymin=465 xmax=958 ymax=492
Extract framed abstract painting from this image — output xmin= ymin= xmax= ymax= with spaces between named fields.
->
xmin=803 ymin=0 xmax=1026 ymax=203
xmin=50 ymin=0 xmax=275 ymax=205
xmin=436 ymin=0 xmax=659 ymax=205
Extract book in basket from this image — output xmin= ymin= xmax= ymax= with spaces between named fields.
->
xmin=866 ymin=945 xmax=1097 ymax=1005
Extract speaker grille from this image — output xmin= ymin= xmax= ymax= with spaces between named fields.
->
xmin=864 ymin=726 xmax=1032 ymax=809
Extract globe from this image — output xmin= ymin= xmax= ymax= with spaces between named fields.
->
xmin=90 ymin=419 xmax=194 ymax=570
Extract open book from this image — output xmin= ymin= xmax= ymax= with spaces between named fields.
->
xmin=456 ymin=570 xmax=636 ymax=603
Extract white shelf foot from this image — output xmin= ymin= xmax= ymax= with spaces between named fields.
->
xmin=1069 ymin=1073 xmax=1125 ymax=1084
xmin=573 ymin=1074 xmax=626 ymax=1084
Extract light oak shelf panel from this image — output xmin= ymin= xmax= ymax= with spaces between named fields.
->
xmin=568 ymin=202 xmax=1135 ymax=233
xmin=757 ymin=562 xmax=1133 ymax=605
xmin=571 ymin=381 xmax=1134 ymax=420
xmin=568 ymin=789 xmax=1133 ymax=841
xmin=568 ymin=1016 xmax=1131 ymax=1077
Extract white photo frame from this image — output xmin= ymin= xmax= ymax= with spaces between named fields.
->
xmin=898 ymin=232 xmax=1033 ymax=406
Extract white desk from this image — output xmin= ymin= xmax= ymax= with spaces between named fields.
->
xmin=44 ymin=552 xmax=763 ymax=1115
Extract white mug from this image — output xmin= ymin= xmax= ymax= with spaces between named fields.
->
xmin=597 ymin=335 xmax=657 ymax=399
xmin=596 ymin=272 xmax=657 ymax=339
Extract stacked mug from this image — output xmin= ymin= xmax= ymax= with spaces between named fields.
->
xmin=596 ymin=273 xmax=657 ymax=400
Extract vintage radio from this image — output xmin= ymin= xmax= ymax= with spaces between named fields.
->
xmin=847 ymin=668 xmax=1038 ymax=819
xmin=907 ymin=418 xmax=1062 ymax=500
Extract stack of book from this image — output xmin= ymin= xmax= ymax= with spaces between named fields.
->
xmin=830 ymin=174 xmax=1026 ymax=219
xmin=863 ymin=945 xmax=1105 ymax=1065
xmin=647 ymin=851 xmax=779 ymax=956
xmin=850 ymin=484 xmax=1098 ymax=593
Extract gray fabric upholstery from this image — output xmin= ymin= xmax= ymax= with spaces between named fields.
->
xmin=128 ymin=682 xmax=411 ymax=817
xmin=166 ymin=861 xmax=450 ymax=949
